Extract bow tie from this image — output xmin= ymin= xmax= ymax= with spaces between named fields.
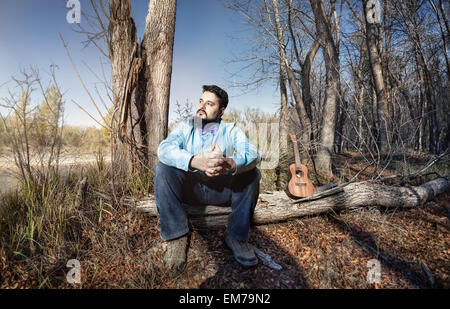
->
xmin=199 ymin=123 xmax=219 ymax=135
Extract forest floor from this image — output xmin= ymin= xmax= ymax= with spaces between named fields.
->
xmin=1 ymin=152 xmax=449 ymax=289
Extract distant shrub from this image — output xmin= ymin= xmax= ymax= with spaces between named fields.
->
xmin=62 ymin=125 xmax=86 ymax=148
xmin=83 ymin=126 xmax=108 ymax=152
xmin=62 ymin=125 xmax=108 ymax=152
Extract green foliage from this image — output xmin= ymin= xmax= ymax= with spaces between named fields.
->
xmin=61 ymin=125 xmax=85 ymax=148
xmin=61 ymin=125 xmax=108 ymax=152
xmin=84 ymin=126 xmax=108 ymax=152
xmin=32 ymin=86 xmax=63 ymax=148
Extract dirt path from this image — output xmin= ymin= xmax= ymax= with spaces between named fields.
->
xmin=0 ymin=152 xmax=111 ymax=194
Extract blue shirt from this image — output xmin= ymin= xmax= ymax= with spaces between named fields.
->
xmin=157 ymin=117 xmax=260 ymax=175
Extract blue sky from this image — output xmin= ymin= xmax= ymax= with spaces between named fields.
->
xmin=0 ymin=0 xmax=280 ymax=127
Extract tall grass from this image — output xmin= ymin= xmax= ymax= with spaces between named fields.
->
xmin=0 ymin=156 xmax=135 ymax=288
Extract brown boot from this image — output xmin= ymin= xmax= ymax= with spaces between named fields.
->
xmin=224 ymin=233 xmax=258 ymax=267
xmin=163 ymin=234 xmax=188 ymax=277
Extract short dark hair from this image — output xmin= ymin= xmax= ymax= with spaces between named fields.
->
xmin=202 ymin=85 xmax=228 ymax=109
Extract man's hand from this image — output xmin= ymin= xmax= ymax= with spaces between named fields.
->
xmin=190 ymin=143 xmax=236 ymax=177
xmin=205 ymin=143 xmax=237 ymax=177
xmin=190 ymin=143 xmax=221 ymax=172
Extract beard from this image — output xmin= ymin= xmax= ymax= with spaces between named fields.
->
xmin=196 ymin=109 xmax=220 ymax=125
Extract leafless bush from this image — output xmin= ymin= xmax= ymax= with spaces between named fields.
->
xmin=0 ymin=65 xmax=64 ymax=187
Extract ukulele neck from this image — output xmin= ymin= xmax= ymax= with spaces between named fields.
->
xmin=292 ymin=139 xmax=302 ymax=169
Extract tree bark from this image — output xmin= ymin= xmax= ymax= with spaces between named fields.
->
xmin=356 ymin=42 xmax=366 ymax=149
xmin=363 ymin=0 xmax=390 ymax=152
xmin=428 ymin=0 xmax=450 ymax=80
xmin=143 ymin=0 xmax=177 ymax=169
xmin=133 ymin=177 xmax=450 ymax=229
xmin=108 ymin=0 xmax=177 ymax=173
xmin=109 ymin=1 xmax=136 ymax=112
xmin=277 ymin=61 xmax=289 ymax=190
xmin=413 ymin=29 xmax=439 ymax=154
xmin=300 ymin=40 xmax=320 ymax=122
xmin=108 ymin=0 xmax=140 ymax=161
xmin=279 ymin=67 xmax=289 ymax=155
xmin=335 ymin=98 xmax=347 ymax=153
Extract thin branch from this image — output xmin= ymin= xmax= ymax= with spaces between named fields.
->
xmin=59 ymin=33 xmax=108 ymax=127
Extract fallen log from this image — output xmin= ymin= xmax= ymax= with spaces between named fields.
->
xmin=130 ymin=177 xmax=450 ymax=229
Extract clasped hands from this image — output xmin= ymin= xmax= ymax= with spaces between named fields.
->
xmin=189 ymin=143 xmax=236 ymax=177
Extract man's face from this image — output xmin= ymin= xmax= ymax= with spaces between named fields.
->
xmin=196 ymin=91 xmax=224 ymax=122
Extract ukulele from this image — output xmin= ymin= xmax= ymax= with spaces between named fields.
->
xmin=286 ymin=132 xmax=315 ymax=198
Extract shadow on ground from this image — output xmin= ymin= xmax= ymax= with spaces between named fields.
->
xmin=194 ymin=227 xmax=308 ymax=289
xmin=116 ymin=193 xmax=450 ymax=289
xmin=143 ymin=223 xmax=309 ymax=289
xmin=327 ymin=212 xmax=431 ymax=288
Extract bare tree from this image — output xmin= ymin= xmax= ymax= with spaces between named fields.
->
xmin=0 ymin=66 xmax=64 ymax=186
xmin=74 ymin=0 xmax=177 ymax=177
xmin=224 ymin=0 xmax=447 ymax=181
xmin=109 ymin=0 xmax=177 ymax=171
xmin=363 ymin=0 xmax=390 ymax=152
xmin=391 ymin=0 xmax=442 ymax=154
xmin=269 ymin=0 xmax=312 ymax=151
xmin=310 ymin=0 xmax=341 ymax=176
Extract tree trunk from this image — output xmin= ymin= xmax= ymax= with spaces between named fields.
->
xmin=335 ymin=98 xmax=347 ymax=153
xmin=413 ymin=31 xmax=439 ymax=154
xmin=133 ymin=178 xmax=450 ymax=229
xmin=143 ymin=0 xmax=177 ymax=169
xmin=109 ymin=1 xmax=136 ymax=115
xmin=363 ymin=0 xmax=390 ymax=152
xmin=310 ymin=0 xmax=340 ymax=176
xmin=277 ymin=62 xmax=289 ymax=190
xmin=108 ymin=0 xmax=177 ymax=173
xmin=301 ymin=40 xmax=320 ymax=123
xmin=356 ymin=45 xmax=366 ymax=149
xmin=429 ymin=0 xmax=450 ymax=80
xmin=371 ymin=86 xmax=380 ymax=151
xmin=279 ymin=65 xmax=289 ymax=157
xmin=108 ymin=0 xmax=143 ymax=178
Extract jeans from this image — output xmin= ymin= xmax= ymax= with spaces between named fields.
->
xmin=153 ymin=161 xmax=261 ymax=242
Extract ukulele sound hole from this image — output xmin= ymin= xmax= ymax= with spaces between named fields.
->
xmin=296 ymin=170 xmax=303 ymax=178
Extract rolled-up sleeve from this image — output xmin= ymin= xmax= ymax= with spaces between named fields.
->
xmin=229 ymin=124 xmax=261 ymax=175
xmin=157 ymin=122 xmax=193 ymax=171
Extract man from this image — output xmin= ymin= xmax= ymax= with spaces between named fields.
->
xmin=154 ymin=85 xmax=261 ymax=277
